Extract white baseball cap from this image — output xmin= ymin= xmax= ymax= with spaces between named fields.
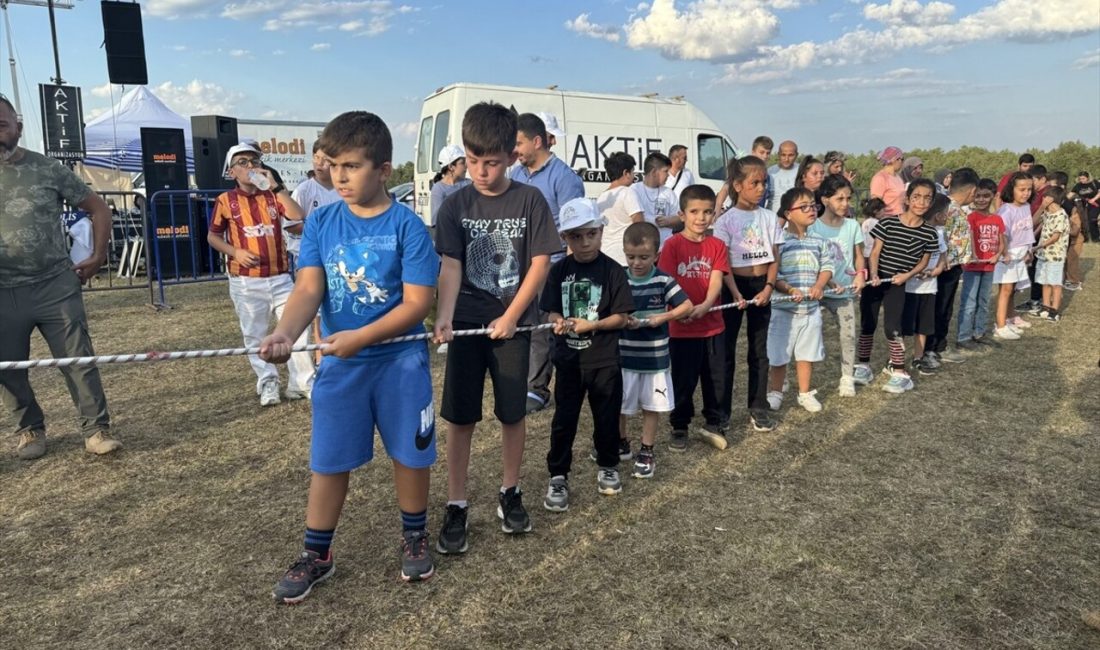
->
xmin=558 ymin=197 xmax=605 ymax=233
xmin=223 ymin=142 xmax=262 ymax=174
xmin=437 ymin=144 xmax=466 ymax=168
xmin=536 ymin=111 xmax=565 ymax=140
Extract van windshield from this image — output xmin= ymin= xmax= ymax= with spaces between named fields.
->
xmin=697 ymin=135 xmax=727 ymax=181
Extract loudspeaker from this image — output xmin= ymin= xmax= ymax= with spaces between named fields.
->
xmin=191 ymin=115 xmax=239 ymax=191
xmin=140 ymin=127 xmax=187 ymax=192
xmin=101 ymin=1 xmax=148 ymax=85
xmin=141 ymin=127 xmax=208 ymax=278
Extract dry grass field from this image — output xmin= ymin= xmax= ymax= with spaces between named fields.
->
xmin=2 ymin=250 xmax=1098 ymax=649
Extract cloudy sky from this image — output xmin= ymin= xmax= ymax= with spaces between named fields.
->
xmin=2 ymin=0 xmax=1098 ymax=161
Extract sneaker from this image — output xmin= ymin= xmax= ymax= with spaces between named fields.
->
xmin=632 ymin=449 xmax=655 ymax=479
xmin=882 ymin=371 xmax=914 ymax=394
xmin=260 ymin=379 xmax=281 ymax=406
xmin=544 ymin=476 xmax=569 ymax=512
xmin=766 ymin=390 xmax=784 ymax=411
xmin=838 ymin=376 xmax=856 ymax=397
xmin=852 ymin=364 xmax=874 ymax=386
xmin=1010 ymin=316 xmax=1031 ymax=329
xmin=921 ymin=354 xmax=942 ymax=370
xmin=698 ymin=423 xmax=728 ymax=450
xmin=272 ymin=550 xmax=335 ymax=604
xmin=597 ymin=467 xmax=622 ymax=495
xmin=668 ymin=429 xmax=688 ymax=453
xmin=750 ymin=408 xmax=777 ymax=432
xmin=1007 ymin=323 xmax=1024 ymax=335
xmin=956 ymin=339 xmax=980 ymax=353
xmin=1063 ymin=281 xmax=1081 ymax=291
xmin=912 ymin=358 xmax=938 ymax=376
xmin=525 ymin=394 xmax=548 ymax=414
xmin=589 ymin=439 xmax=633 ymax=463
xmin=16 ymin=430 xmax=46 ymax=460
xmin=285 ymin=387 xmax=310 ymax=401
xmin=496 ymin=489 xmax=532 ymax=534
xmin=796 ymin=390 xmax=823 ymax=413
xmin=1046 ymin=312 xmax=1061 ymax=323
xmin=974 ymin=336 xmax=1001 ymax=349
xmin=993 ymin=326 xmax=1020 ymax=341
xmin=436 ymin=504 xmax=469 ymax=554
xmin=400 ymin=530 xmax=434 ymax=582
xmin=1016 ymin=300 xmax=1040 ymax=314
xmin=84 ymin=430 xmax=122 ymax=455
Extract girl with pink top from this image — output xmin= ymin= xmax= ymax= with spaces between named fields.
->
xmin=992 ymin=172 xmax=1035 ymax=340
xmin=870 ymin=146 xmax=906 ymax=216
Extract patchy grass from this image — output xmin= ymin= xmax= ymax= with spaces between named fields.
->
xmin=2 ymin=250 xmax=1099 ymax=649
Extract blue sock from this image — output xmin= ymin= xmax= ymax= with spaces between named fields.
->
xmin=401 ymin=509 xmax=427 ymax=532
xmin=304 ymin=527 xmax=335 ymax=558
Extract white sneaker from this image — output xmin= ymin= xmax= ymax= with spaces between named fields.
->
xmin=1007 ymin=323 xmax=1024 ymax=335
xmin=285 ymin=388 xmax=310 ymax=401
xmin=838 ymin=376 xmax=856 ymax=397
xmin=1010 ymin=316 xmax=1031 ymax=329
xmin=797 ymin=390 xmax=823 ymax=412
xmin=766 ymin=390 xmax=784 ymax=411
xmin=260 ymin=379 xmax=281 ymax=406
xmin=852 ymin=364 xmax=874 ymax=386
xmin=993 ymin=326 xmax=1020 ymax=341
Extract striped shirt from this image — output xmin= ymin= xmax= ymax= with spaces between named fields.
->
xmin=775 ymin=233 xmax=835 ymax=314
xmin=210 ymin=189 xmax=289 ymax=277
xmin=869 ymin=216 xmax=938 ymax=278
xmin=619 ymin=268 xmax=689 ymax=373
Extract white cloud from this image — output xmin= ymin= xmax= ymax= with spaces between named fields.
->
xmin=144 ymin=0 xmax=221 ymax=18
xmin=339 ymin=19 xmax=365 ymax=31
xmin=767 ymin=67 xmax=951 ymax=94
xmin=221 ymin=0 xmax=288 ymax=20
xmin=565 ymin=13 xmax=621 ymax=42
xmin=393 ymin=121 xmax=419 ymax=137
xmin=1073 ymin=48 xmax=1100 ymax=69
xmin=90 ymin=83 xmax=125 ymax=98
xmin=152 ymin=80 xmax=246 ymax=115
xmin=623 ymin=0 xmax=777 ymax=61
xmin=228 ymin=49 xmax=251 ymax=57
xmin=272 ymin=49 xmax=286 ymax=55
xmin=169 ymin=45 xmax=189 ymax=52
xmin=310 ymin=42 xmax=332 ymax=51
xmin=864 ymin=0 xmax=955 ymax=27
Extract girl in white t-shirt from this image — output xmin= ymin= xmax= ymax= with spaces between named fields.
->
xmin=712 ymin=156 xmax=783 ymax=432
xmin=992 ymin=173 xmax=1035 ymax=340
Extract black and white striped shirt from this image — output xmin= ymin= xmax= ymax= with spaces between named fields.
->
xmin=869 ymin=216 xmax=939 ymax=277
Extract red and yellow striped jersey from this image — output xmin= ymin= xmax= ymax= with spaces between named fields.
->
xmin=209 ymin=189 xmax=289 ymax=277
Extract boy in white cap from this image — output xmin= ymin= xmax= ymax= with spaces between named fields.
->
xmin=207 ymin=142 xmax=313 ymax=405
xmin=540 ymin=198 xmax=635 ymax=511
xmin=429 ymin=143 xmax=470 ymax=225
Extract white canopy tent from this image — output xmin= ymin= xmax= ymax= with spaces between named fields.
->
xmin=82 ymin=86 xmax=195 ymax=173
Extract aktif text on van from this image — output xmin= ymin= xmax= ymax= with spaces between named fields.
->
xmin=569 ymin=135 xmax=663 ymax=171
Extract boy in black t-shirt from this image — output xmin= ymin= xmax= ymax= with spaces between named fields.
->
xmin=540 ymin=198 xmax=634 ymax=512
xmin=433 ymin=103 xmax=561 ymax=553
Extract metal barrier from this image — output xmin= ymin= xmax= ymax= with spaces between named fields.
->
xmin=62 ymin=190 xmax=156 ymax=303
xmin=146 ymin=189 xmax=229 ymax=309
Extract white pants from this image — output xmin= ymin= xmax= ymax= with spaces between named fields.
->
xmin=228 ymin=274 xmax=314 ymax=393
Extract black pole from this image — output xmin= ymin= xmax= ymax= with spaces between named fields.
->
xmin=47 ymin=0 xmax=63 ymax=84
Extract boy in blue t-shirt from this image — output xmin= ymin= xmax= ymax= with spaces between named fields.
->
xmin=259 ymin=112 xmax=440 ymax=602
xmin=617 ymin=222 xmax=691 ymax=479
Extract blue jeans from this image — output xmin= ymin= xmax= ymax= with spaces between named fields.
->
xmin=957 ymin=270 xmax=994 ymax=342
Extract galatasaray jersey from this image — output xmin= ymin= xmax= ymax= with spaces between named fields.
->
xmin=210 ymin=189 xmax=289 ymax=277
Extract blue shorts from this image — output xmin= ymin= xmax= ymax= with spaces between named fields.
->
xmin=309 ymin=345 xmax=436 ymax=474
xmin=1034 ymin=258 xmax=1064 ymax=286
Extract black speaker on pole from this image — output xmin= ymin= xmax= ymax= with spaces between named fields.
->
xmin=141 ymin=127 xmax=208 ymax=278
xmin=191 ymin=115 xmax=239 ymax=191
xmin=101 ymin=1 xmax=148 ymax=85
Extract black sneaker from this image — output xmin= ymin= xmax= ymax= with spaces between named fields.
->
xmin=436 ymin=504 xmax=469 ymax=554
xmin=400 ymin=530 xmax=435 ymax=582
xmin=750 ymin=409 xmax=777 ymax=432
xmin=589 ymin=439 xmax=633 ymax=463
xmin=632 ymin=448 xmax=655 ymax=479
xmin=974 ymin=336 xmax=1001 ymax=349
xmin=668 ymin=429 xmax=688 ymax=453
xmin=912 ymin=358 xmax=937 ymax=376
xmin=496 ymin=488 xmax=532 ymax=534
xmin=956 ymin=339 xmax=980 ymax=353
xmin=272 ymin=550 xmax=335 ymax=604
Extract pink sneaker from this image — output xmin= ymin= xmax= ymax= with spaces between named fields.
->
xmin=1010 ymin=316 xmax=1031 ymax=329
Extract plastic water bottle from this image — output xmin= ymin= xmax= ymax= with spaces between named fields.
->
xmin=248 ymin=169 xmax=272 ymax=191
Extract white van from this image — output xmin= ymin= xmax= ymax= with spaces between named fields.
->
xmin=413 ymin=83 xmax=739 ymax=226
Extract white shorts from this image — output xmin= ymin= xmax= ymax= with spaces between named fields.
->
xmin=767 ymin=308 xmax=825 ymax=366
xmin=993 ymin=251 xmax=1028 ymax=285
xmin=621 ymin=369 xmax=674 ymax=415
xmin=1035 ymin=258 xmax=1064 ymax=286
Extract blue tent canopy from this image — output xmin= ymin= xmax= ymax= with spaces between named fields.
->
xmin=82 ymin=86 xmax=195 ymax=173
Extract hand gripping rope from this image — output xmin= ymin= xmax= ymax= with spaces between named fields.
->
xmin=0 ymin=279 xmax=895 ymax=372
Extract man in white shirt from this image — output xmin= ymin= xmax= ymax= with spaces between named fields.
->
xmin=597 ymin=152 xmax=643 ymax=266
xmin=767 ymin=140 xmax=799 ymax=211
xmin=633 ymin=152 xmax=681 ymax=248
xmin=288 ymin=141 xmax=340 ymax=270
xmin=664 ymin=144 xmax=695 ymax=200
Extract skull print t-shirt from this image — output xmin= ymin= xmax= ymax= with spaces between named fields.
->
xmin=539 ymin=252 xmax=634 ymax=370
xmin=435 ymin=182 xmax=561 ymax=327
xmin=297 ymin=200 xmax=439 ymax=362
